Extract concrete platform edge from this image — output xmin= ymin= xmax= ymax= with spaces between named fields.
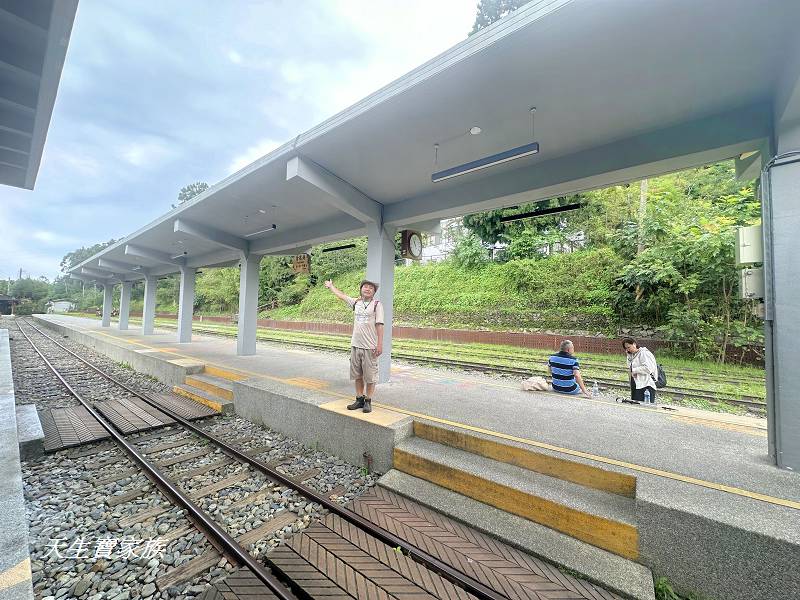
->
xmin=233 ymin=378 xmax=412 ymax=473
xmin=33 ymin=316 xmax=199 ymax=387
xmin=0 ymin=328 xmax=35 ymax=600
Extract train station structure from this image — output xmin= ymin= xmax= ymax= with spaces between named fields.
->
xmin=68 ymin=0 xmax=800 ymax=472
xmin=1 ymin=2 xmax=798 ymax=600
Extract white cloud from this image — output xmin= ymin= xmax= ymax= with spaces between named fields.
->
xmin=31 ymin=230 xmax=79 ymax=246
xmin=228 ymin=138 xmax=283 ymax=174
xmin=120 ymin=137 xmax=176 ymax=168
xmin=3 ymin=1 xmax=480 ymax=280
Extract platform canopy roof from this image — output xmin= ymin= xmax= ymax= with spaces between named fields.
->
xmin=70 ymin=0 xmax=800 ymax=283
xmin=0 ymin=0 xmax=78 ymax=189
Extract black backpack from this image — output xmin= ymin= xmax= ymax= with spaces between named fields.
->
xmin=653 ymin=364 xmax=667 ymax=388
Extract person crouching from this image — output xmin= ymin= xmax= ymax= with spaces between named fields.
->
xmin=548 ymin=340 xmax=591 ymax=397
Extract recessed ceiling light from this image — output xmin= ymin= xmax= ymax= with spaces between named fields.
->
xmin=470 ymin=126 xmax=482 ymax=135
xmin=258 ymin=209 xmax=267 ymax=214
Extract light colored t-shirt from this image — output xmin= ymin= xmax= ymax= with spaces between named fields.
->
xmin=346 ymin=297 xmax=385 ymax=349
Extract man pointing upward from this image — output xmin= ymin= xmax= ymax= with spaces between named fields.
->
xmin=324 ymin=279 xmax=384 ymax=413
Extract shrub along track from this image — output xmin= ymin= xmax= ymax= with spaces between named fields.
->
xmin=18 ymin=318 xmax=509 ymax=600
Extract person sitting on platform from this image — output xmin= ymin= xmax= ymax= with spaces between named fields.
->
xmin=548 ymin=340 xmax=590 ymax=397
xmin=324 ymin=278 xmax=384 ymax=414
xmin=622 ymin=337 xmax=658 ymax=404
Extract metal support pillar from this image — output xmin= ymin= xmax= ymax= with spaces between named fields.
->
xmin=177 ymin=266 xmax=196 ymax=343
xmin=101 ymin=284 xmax=113 ymax=327
xmin=366 ymin=223 xmax=396 ymax=383
xmin=237 ymin=253 xmax=262 ymax=356
xmin=118 ymin=282 xmax=132 ymax=330
xmin=763 ymin=119 xmax=800 ymax=470
xmin=142 ymin=275 xmax=157 ymax=335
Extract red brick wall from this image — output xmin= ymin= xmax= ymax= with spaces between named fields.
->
xmin=75 ymin=311 xmax=761 ymax=363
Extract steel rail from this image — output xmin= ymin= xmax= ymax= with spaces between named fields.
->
xmin=25 ymin=319 xmax=510 ymax=600
xmin=15 ymin=321 xmax=301 ymax=600
xmin=114 ymin=317 xmax=766 ymax=387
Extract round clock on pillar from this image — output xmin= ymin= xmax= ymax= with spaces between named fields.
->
xmin=401 ymin=230 xmax=423 ymax=260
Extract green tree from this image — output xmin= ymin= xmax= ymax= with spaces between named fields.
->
xmin=60 ymin=239 xmax=116 ymax=273
xmin=471 ymin=0 xmax=531 ymax=34
xmin=195 ymin=267 xmax=240 ymax=313
xmin=177 ymin=181 xmax=209 ymax=205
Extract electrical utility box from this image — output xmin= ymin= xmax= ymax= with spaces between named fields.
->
xmin=735 ymin=225 xmax=763 ymax=266
xmin=740 ymin=267 xmax=765 ymax=299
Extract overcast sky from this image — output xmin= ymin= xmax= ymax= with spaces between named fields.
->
xmin=1 ymin=1 xmax=476 ymax=281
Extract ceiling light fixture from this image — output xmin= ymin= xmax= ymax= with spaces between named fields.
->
xmin=245 ymin=224 xmax=277 ymax=238
xmin=432 ymin=142 xmax=539 ymax=182
xmin=258 ymin=209 xmax=267 ymax=214
xmin=432 ymin=107 xmax=539 ymax=183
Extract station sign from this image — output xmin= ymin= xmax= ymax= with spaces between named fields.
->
xmin=292 ymin=253 xmax=311 ymax=274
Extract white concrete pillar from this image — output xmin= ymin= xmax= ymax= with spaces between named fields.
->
xmin=177 ymin=266 xmax=196 ymax=343
xmin=142 ymin=275 xmax=157 ymax=335
xmin=101 ymin=284 xmax=113 ymax=327
xmin=118 ymin=281 xmax=132 ymax=330
xmin=366 ymin=223 xmax=396 ymax=383
xmin=764 ymin=117 xmax=800 ymax=470
xmin=237 ymin=253 xmax=262 ymax=356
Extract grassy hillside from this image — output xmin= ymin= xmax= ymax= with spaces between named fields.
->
xmin=265 ymin=248 xmax=622 ymax=332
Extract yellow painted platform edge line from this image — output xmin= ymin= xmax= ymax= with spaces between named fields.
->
xmin=394 ymin=448 xmax=639 ymax=560
xmin=84 ymin=318 xmax=767 ymax=431
xmin=184 ymin=376 xmax=234 ymax=401
xmin=172 ymin=385 xmax=223 ymax=413
xmin=381 ymin=404 xmax=800 ymax=511
xmin=78 ymin=315 xmax=767 ymax=431
xmin=413 ymin=420 xmax=637 ymax=498
xmin=80 ymin=327 xmax=797 ymax=510
xmin=0 ymin=558 xmax=31 ymax=591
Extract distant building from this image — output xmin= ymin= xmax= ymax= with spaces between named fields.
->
xmin=0 ymin=294 xmax=17 ymax=315
xmin=47 ymin=300 xmax=75 ymax=314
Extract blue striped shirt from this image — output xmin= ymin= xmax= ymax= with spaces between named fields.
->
xmin=549 ymin=351 xmax=580 ymax=393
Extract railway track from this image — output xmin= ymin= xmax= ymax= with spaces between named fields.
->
xmin=132 ymin=319 xmax=765 ymax=412
xmin=230 ymin=327 xmax=767 ymax=412
xmin=109 ymin=316 xmax=766 ymax=387
xmin=17 ymin=319 xmax=509 ymax=600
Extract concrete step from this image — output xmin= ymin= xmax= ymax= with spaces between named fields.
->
xmin=16 ymin=404 xmax=44 ymax=460
xmin=413 ymin=420 xmax=637 ymax=498
xmin=184 ymin=373 xmax=234 ymax=401
xmin=394 ymin=436 xmax=639 ymax=560
xmin=203 ymin=364 xmax=247 ymax=382
xmin=172 ymin=384 xmax=234 ymax=414
xmin=378 ymin=470 xmax=655 ymax=600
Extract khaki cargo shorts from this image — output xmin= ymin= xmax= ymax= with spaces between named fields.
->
xmin=350 ymin=346 xmax=378 ymax=384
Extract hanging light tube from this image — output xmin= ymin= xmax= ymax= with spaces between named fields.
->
xmin=245 ymin=224 xmax=277 ymax=238
xmin=499 ymin=202 xmax=584 ymax=222
xmin=322 ymin=243 xmax=356 ymax=252
xmin=431 ymin=142 xmax=539 ymax=183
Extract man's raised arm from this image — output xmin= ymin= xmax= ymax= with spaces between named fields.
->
xmin=324 ymin=280 xmax=352 ymax=305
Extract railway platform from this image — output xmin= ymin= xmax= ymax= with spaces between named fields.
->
xmin=27 ymin=315 xmax=800 ymax=600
